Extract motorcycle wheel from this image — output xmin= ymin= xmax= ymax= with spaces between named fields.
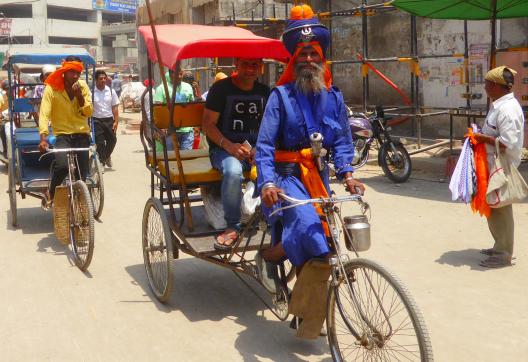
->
xmin=378 ymin=141 xmax=412 ymax=183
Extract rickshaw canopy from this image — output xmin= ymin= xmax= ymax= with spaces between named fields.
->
xmin=138 ymin=24 xmax=290 ymax=69
xmin=6 ymin=47 xmax=96 ymax=66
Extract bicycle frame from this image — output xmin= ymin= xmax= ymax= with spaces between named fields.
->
xmin=274 ymin=193 xmax=395 ymax=342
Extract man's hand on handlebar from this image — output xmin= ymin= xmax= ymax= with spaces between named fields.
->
xmin=39 ymin=140 xmax=49 ymax=153
xmin=344 ymin=174 xmax=365 ymax=196
xmin=261 ymin=186 xmax=284 ymax=208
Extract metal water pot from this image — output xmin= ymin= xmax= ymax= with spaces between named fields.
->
xmin=343 ymin=215 xmax=371 ymax=252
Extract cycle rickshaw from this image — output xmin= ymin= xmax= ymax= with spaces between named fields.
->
xmin=138 ymin=23 xmax=433 ymax=361
xmin=5 ymin=48 xmax=103 ymax=269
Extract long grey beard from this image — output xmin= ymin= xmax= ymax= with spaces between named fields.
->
xmin=295 ymin=62 xmax=325 ymax=94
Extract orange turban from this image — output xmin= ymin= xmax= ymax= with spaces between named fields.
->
xmin=45 ymin=61 xmax=84 ymax=91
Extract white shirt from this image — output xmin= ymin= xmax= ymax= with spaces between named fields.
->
xmin=482 ymin=92 xmax=525 ymax=168
xmin=93 ymin=85 xmax=119 ymax=118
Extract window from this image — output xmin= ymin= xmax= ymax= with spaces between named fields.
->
xmin=49 ymin=37 xmax=96 ymax=46
xmin=0 ymin=36 xmax=33 ymax=45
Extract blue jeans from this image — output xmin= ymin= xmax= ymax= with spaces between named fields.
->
xmin=210 ymin=148 xmax=251 ymax=231
xmin=156 ymin=131 xmax=194 ymax=152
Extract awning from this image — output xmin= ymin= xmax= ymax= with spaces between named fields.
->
xmin=138 ymin=24 xmax=290 ymax=68
xmin=391 ymin=0 xmax=528 ymax=20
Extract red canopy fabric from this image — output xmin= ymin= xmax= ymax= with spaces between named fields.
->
xmin=138 ymin=24 xmax=290 ymax=68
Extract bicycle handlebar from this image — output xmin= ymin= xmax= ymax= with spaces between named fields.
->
xmin=270 ymin=192 xmax=366 ymax=217
xmin=38 ymin=147 xmax=92 ymax=161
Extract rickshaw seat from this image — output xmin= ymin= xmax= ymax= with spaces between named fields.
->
xmin=157 ymin=158 xmax=250 ymax=185
xmin=15 ymin=128 xmax=41 ymax=147
xmin=147 ymin=148 xmax=209 ymax=165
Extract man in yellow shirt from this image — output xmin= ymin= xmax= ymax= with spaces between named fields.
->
xmin=38 ymin=56 xmax=93 ymax=208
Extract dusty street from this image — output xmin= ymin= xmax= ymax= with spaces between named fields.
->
xmin=1 ymin=126 xmax=527 ymax=361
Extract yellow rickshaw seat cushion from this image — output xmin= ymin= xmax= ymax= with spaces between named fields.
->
xmin=147 ymin=148 xmax=209 ymax=165
xmin=157 ymin=158 xmax=250 ymax=185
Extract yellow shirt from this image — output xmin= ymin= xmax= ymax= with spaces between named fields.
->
xmin=38 ymin=80 xmax=93 ymax=136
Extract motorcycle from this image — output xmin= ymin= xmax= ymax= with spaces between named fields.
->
xmin=345 ymin=105 xmax=412 ymax=183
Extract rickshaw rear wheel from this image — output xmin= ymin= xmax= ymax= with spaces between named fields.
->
xmin=89 ymin=156 xmax=104 ymax=219
xmin=8 ymin=159 xmax=17 ymax=227
xmin=142 ymin=197 xmax=173 ymax=303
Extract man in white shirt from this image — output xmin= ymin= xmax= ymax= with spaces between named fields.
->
xmin=93 ymin=70 xmax=119 ymax=168
xmin=474 ymin=65 xmax=525 ymax=268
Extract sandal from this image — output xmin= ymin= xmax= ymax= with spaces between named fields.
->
xmin=214 ymin=229 xmax=239 ymax=251
xmin=480 ymin=248 xmax=497 ymax=256
xmin=479 ymin=256 xmax=515 ymax=268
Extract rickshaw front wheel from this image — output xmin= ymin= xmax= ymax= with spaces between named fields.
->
xmin=142 ymin=197 xmax=173 ymax=303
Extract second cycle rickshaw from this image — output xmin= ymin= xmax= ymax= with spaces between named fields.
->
xmin=138 ymin=23 xmax=433 ymax=361
xmin=5 ymin=48 xmax=103 ymax=270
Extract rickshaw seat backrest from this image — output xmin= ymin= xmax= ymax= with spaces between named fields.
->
xmin=13 ymin=98 xmax=38 ymax=113
xmin=152 ymin=101 xmax=205 ymax=129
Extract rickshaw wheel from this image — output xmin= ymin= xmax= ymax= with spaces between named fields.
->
xmin=8 ymin=159 xmax=17 ymax=227
xmin=89 ymin=156 xmax=104 ymax=219
xmin=142 ymin=197 xmax=173 ymax=303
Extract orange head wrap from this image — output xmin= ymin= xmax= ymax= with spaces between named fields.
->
xmin=44 ymin=61 xmax=84 ymax=91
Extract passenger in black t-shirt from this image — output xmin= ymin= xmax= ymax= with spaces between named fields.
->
xmin=202 ymin=58 xmax=270 ymax=250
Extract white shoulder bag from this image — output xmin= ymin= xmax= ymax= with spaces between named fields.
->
xmin=486 ymin=138 xmax=528 ymax=208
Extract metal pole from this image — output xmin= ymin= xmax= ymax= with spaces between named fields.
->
xmin=464 ymin=20 xmax=471 ymax=127
xmin=144 ymin=0 xmax=194 ymax=230
xmin=490 ymin=0 xmax=497 ymax=70
xmin=361 ymin=0 xmax=369 ymax=111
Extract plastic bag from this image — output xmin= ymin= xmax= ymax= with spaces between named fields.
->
xmin=241 ymin=181 xmax=261 ymax=221
xmin=201 ymin=185 xmax=227 ymax=230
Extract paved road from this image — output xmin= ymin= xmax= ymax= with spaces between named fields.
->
xmin=1 ymin=132 xmax=527 ymax=361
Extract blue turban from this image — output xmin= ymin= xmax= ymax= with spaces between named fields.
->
xmin=281 ymin=17 xmax=331 ymax=57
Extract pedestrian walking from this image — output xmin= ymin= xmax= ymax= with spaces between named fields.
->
xmin=111 ymin=73 xmax=122 ymax=98
xmin=473 ymin=65 xmax=525 ymax=268
xmin=93 ymin=70 xmax=119 ymax=169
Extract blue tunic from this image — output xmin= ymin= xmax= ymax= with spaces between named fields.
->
xmin=255 ymin=83 xmax=354 ymax=266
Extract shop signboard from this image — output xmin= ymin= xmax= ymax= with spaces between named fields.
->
xmin=93 ymin=0 xmax=138 ymax=14
xmin=0 ymin=18 xmax=12 ymax=36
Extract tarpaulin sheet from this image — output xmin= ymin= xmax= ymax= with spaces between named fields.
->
xmin=392 ymin=0 xmax=528 ymax=20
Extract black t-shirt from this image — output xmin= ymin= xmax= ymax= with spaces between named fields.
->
xmin=205 ymin=77 xmax=270 ymax=149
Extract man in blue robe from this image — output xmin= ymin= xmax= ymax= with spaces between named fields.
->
xmin=255 ymin=5 xmax=365 ymax=293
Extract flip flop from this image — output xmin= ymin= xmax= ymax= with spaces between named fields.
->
xmin=480 ymin=249 xmax=516 ymax=259
xmin=480 ymin=248 xmax=497 ymax=256
xmin=214 ymin=229 xmax=238 ymax=251
xmin=479 ymin=256 xmax=515 ymax=268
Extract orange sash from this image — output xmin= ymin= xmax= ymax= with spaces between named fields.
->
xmin=275 ymin=149 xmax=329 ymax=234
xmin=466 ymin=128 xmax=491 ymax=218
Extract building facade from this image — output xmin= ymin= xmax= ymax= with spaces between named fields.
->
xmin=0 ymin=0 xmax=137 ymax=66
